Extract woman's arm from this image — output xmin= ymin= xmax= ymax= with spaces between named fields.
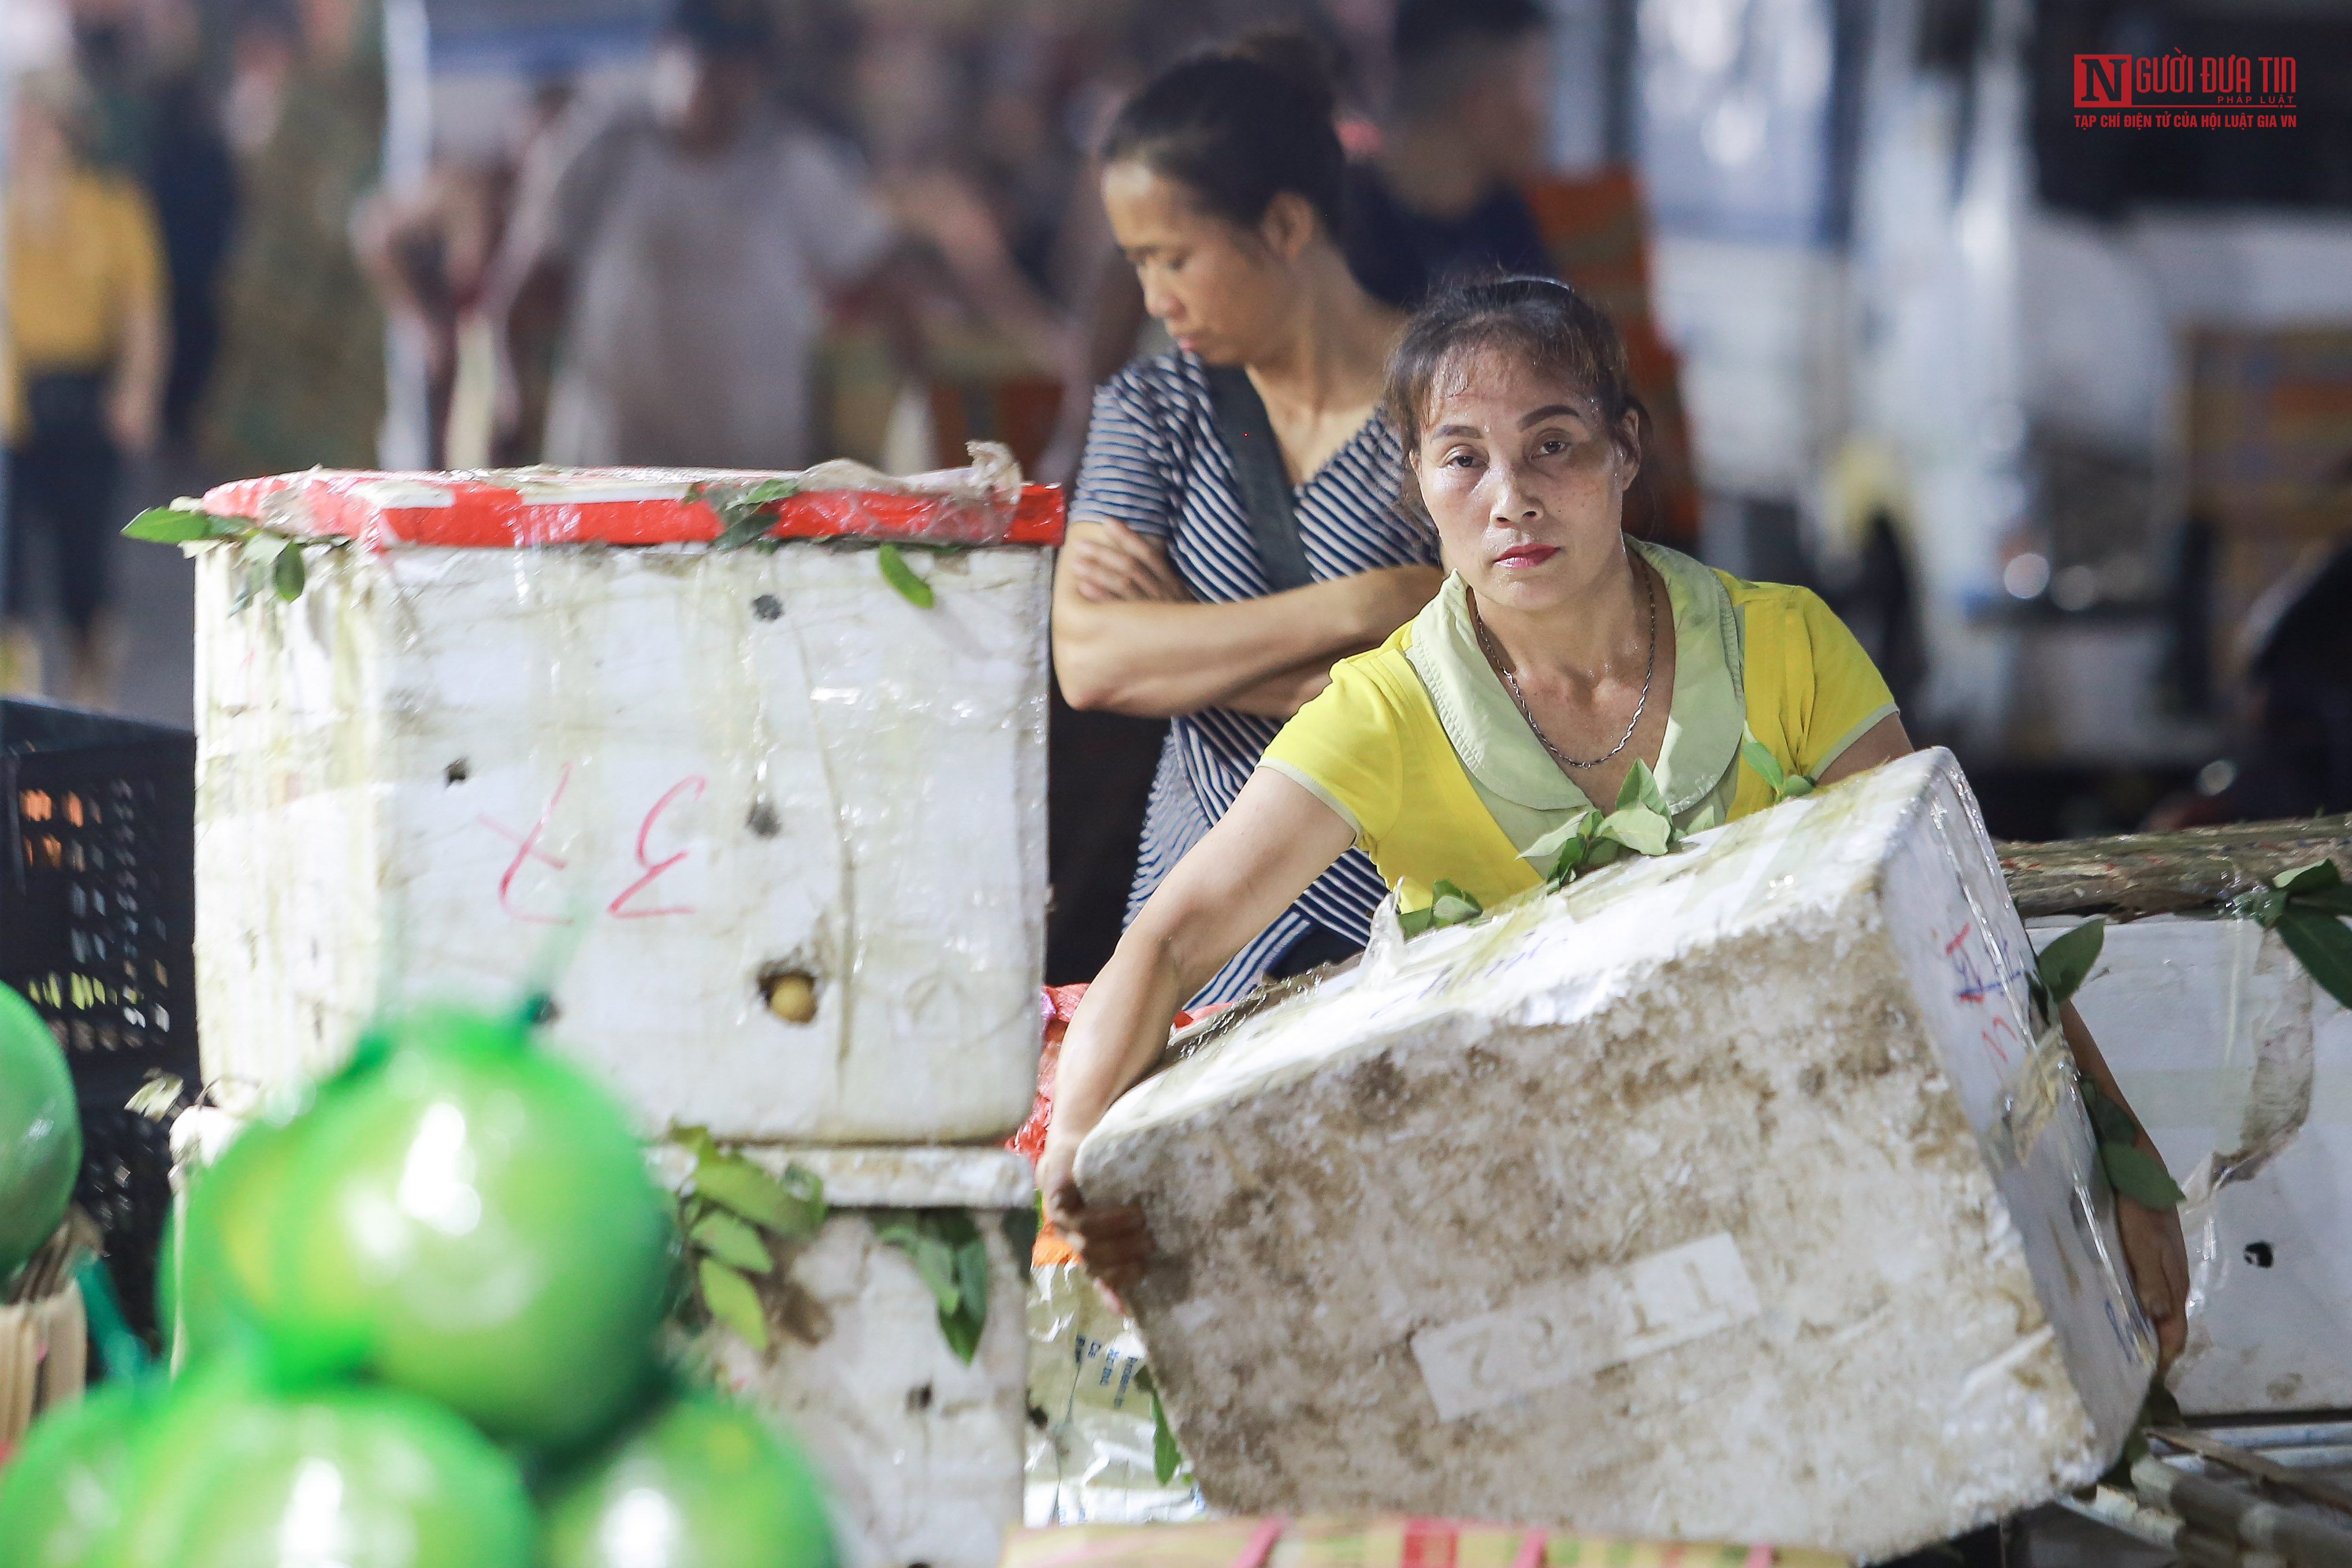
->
xmin=1814 ymin=713 xmax=1911 ymax=788
xmin=1038 ymin=769 xmax=1357 ymax=1290
xmin=1053 ymin=519 xmax=1440 ymax=717
xmin=104 ymin=292 xmax=167 ymax=459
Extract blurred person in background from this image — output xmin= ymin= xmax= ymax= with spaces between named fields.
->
xmin=1343 ymin=0 xmax=1554 ymax=310
xmin=116 ymin=0 xmax=239 ymax=447
xmin=485 ymin=0 xmax=916 ymax=469
xmin=200 ymin=0 xmax=387 ymax=477
xmin=2 ymin=66 xmax=168 ymax=703
xmin=1052 ymin=36 xmax=1443 ymax=1003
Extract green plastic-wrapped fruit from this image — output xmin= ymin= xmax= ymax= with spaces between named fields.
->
xmin=263 ymin=1005 xmax=673 ymax=1448
xmin=102 ymin=1361 xmax=536 ymax=1568
xmin=541 ymin=1394 xmax=838 ymax=1568
xmin=168 ymin=1110 xmax=315 ymax=1368
xmin=0 ymin=1377 xmax=155 ymax=1567
xmin=0 ymin=980 xmax=79 ymax=1282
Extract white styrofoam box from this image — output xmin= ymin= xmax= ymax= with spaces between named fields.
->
xmin=2029 ymin=913 xmax=2352 ymax=1417
xmin=704 ymin=1147 xmax=1032 ymax=1568
xmin=1078 ymin=750 xmax=2151 ymax=1562
xmin=193 ymin=538 xmax=1049 ymax=1141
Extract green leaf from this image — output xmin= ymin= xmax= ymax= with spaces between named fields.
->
xmin=1742 ymin=730 xmax=1815 ymax=800
xmin=1427 ymin=880 xmax=1483 ymax=928
xmin=1597 ymin=804 xmax=1672 ymax=857
xmin=125 ymin=506 xmax=242 ymax=543
xmin=2034 ymin=919 xmax=2105 ymax=1010
xmin=1151 ymin=1385 xmax=1182 ymax=1486
xmin=1525 ymin=808 xmax=1602 ymax=886
xmin=695 ymin=1154 xmax=827 ymax=1236
xmin=272 ymin=540 xmax=306 ymax=601
xmin=871 ymin=1210 xmax=990 ymax=1363
xmin=2292 ymin=883 xmax=2352 ymax=918
xmin=1397 ymin=906 xmax=1435 ymax=938
xmin=692 ymin=1211 xmax=774 ymax=1273
xmin=698 ymin=1258 xmax=769 ymax=1350
xmin=2278 ymin=908 xmax=2352 ymax=1012
xmin=697 ymin=477 xmax=802 ymax=548
xmin=1615 ymin=758 xmax=1669 ymax=816
xmin=1002 ymin=1198 xmax=1040 ymax=1266
xmin=2081 ymin=1079 xmax=2142 ymax=1150
xmin=1740 ymin=734 xmax=1786 ymax=792
xmin=954 ymin=1231 xmax=990 ymax=1320
xmin=2225 ymin=885 xmax=2288 ymax=928
xmin=2101 ymin=1140 xmax=2185 ymax=1209
xmin=877 ymin=543 xmax=934 ymax=608
xmin=2276 ymin=859 xmax=2343 ymax=896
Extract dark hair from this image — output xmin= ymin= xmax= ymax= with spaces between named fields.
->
xmin=1099 ymin=29 xmax=1345 ymax=237
xmin=1386 ymin=276 xmax=1644 ymax=517
xmin=667 ymin=0 xmax=774 ymax=57
xmin=1392 ymin=0 xmax=1550 ymax=118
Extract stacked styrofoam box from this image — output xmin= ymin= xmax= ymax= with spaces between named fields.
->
xmin=185 ymin=467 xmax=1054 ymax=1566
xmin=707 ymin=1148 xmax=1036 ymax=1568
xmin=2031 ymin=913 xmax=2352 ymax=1416
xmin=195 ymin=540 xmax=1047 ymax=1140
xmin=1079 ymin=750 xmax=2152 ymax=1563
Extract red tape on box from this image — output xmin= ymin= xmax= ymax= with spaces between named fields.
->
xmin=200 ymin=470 xmax=1066 ymax=549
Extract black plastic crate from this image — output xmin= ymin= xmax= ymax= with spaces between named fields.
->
xmin=0 ymin=700 xmax=196 ymax=1339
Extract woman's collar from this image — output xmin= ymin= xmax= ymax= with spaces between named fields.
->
xmin=1403 ymin=540 xmax=1742 ymax=817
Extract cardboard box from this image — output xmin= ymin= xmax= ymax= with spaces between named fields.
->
xmin=1078 ymin=751 xmax=2150 ymax=1560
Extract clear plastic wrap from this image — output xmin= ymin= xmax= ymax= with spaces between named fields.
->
xmin=2040 ymin=912 xmax=2352 ymax=1415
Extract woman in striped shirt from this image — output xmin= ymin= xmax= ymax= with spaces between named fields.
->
xmin=1054 ymin=36 xmax=1443 ymax=1006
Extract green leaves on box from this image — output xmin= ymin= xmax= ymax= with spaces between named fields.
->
xmin=876 ymin=543 xmax=934 ymax=608
xmin=668 ymin=1126 xmax=828 ymax=1353
xmin=125 ymin=506 xmax=246 ymax=544
xmin=2226 ymin=858 xmax=2352 ymax=1012
xmin=868 ymin=1209 xmax=991 ymax=1364
xmin=129 ymin=504 xmax=319 ymax=610
xmin=686 ymin=478 xmax=801 ymax=549
xmin=1519 ymin=759 xmax=1680 ymax=893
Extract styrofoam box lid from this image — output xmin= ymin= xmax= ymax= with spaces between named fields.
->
xmin=200 ymin=465 xmax=1065 ymax=550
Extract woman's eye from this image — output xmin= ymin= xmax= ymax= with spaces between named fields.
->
xmin=1537 ymin=436 xmax=1570 ymax=456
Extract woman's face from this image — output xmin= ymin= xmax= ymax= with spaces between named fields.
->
xmin=1413 ymin=345 xmax=1640 ymax=612
xmin=1101 ymin=160 xmax=1297 ymax=366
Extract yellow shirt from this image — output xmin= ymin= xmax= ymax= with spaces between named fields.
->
xmin=1262 ymin=540 xmax=1898 ymax=913
xmin=5 ymin=168 xmax=166 ymax=442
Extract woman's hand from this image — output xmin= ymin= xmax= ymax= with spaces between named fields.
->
xmin=1063 ymin=521 xmax=1191 ymax=604
xmin=1038 ymin=1138 xmax=1154 ymax=1296
xmin=2117 ymin=1185 xmax=2190 ymax=1370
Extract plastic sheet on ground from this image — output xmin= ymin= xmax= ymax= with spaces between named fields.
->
xmin=1024 ymin=1260 xmax=1203 ymax=1528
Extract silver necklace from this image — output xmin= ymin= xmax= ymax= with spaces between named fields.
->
xmin=1471 ymin=554 xmax=1658 ymax=771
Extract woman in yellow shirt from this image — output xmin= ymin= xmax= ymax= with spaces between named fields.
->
xmin=4 ymin=68 xmax=168 ymax=702
xmin=1041 ymin=276 xmax=2188 ymax=1365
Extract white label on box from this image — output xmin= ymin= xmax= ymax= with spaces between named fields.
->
xmin=1410 ymin=1233 xmax=1762 ymax=1421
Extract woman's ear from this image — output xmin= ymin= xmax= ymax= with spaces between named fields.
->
xmin=1259 ymin=191 xmax=1318 ymax=263
xmin=1614 ymin=407 xmax=1644 ymax=489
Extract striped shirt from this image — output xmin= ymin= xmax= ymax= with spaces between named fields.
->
xmin=1072 ymin=350 xmax=1440 ymax=1005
